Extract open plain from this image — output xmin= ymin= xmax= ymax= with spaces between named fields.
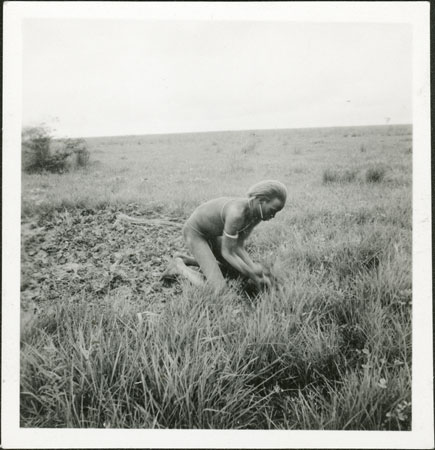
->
xmin=20 ymin=124 xmax=412 ymax=429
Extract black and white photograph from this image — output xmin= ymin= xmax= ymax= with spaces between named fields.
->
xmin=2 ymin=2 xmax=432 ymax=448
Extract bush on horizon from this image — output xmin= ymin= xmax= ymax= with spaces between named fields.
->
xmin=22 ymin=125 xmax=90 ymax=174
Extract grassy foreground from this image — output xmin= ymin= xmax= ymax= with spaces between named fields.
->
xmin=20 ymin=125 xmax=412 ymax=429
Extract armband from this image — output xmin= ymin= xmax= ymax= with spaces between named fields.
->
xmin=224 ymin=231 xmax=239 ymax=239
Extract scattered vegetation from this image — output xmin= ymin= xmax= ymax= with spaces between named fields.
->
xmin=323 ymin=163 xmax=388 ymax=185
xmin=22 ymin=125 xmax=90 ymax=174
xmin=20 ymin=124 xmax=412 ymax=429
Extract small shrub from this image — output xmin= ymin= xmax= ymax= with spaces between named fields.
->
xmin=366 ymin=166 xmax=386 ymax=183
xmin=64 ymin=138 xmax=90 ymax=168
xmin=323 ymin=168 xmax=358 ymax=184
xmin=22 ymin=126 xmax=90 ymax=173
xmin=323 ymin=169 xmax=337 ymax=183
xmin=22 ymin=125 xmax=67 ymax=173
xmin=360 ymin=144 xmax=367 ymax=153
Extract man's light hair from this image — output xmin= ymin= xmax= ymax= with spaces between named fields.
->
xmin=247 ymin=180 xmax=288 ymax=203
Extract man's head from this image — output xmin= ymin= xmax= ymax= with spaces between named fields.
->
xmin=247 ymin=180 xmax=287 ymax=220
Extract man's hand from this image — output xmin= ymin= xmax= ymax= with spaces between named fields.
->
xmin=260 ymin=274 xmax=272 ymax=289
xmin=252 ymin=262 xmax=265 ymax=277
xmin=254 ymin=273 xmax=272 ymax=290
xmin=261 ymin=264 xmax=283 ymax=287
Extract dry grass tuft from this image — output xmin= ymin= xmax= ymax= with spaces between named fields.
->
xmin=366 ymin=165 xmax=386 ymax=183
xmin=323 ymin=168 xmax=358 ymax=184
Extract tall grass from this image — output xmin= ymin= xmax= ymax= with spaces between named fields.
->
xmin=20 ymin=124 xmax=412 ymax=429
xmin=366 ymin=165 xmax=386 ymax=183
xmin=20 ymin=210 xmax=411 ymax=429
xmin=323 ymin=168 xmax=358 ymax=184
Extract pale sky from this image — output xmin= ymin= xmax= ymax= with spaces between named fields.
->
xmin=23 ymin=20 xmax=412 ymax=137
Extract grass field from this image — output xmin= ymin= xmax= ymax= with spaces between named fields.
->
xmin=20 ymin=124 xmax=412 ymax=429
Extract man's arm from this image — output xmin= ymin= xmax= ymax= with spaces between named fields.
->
xmin=221 ymin=235 xmax=264 ymax=284
xmin=235 ymin=246 xmax=264 ymax=276
xmin=220 ymin=207 xmax=268 ymax=287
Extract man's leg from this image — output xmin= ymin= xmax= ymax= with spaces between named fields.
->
xmin=160 ymin=255 xmax=204 ymax=284
xmin=184 ymin=231 xmax=226 ymax=291
xmin=161 ymin=231 xmax=225 ymax=291
xmin=173 ymin=252 xmax=199 ymax=267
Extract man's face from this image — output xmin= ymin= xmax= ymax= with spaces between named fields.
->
xmin=261 ymin=197 xmax=285 ymax=221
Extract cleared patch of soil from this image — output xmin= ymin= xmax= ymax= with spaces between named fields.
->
xmin=21 ymin=206 xmax=187 ymax=308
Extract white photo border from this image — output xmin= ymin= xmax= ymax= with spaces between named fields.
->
xmin=3 ymin=2 xmax=432 ymax=448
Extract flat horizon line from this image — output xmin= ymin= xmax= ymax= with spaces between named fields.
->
xmin=64 ymin=122 xmax=412 ymax=140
